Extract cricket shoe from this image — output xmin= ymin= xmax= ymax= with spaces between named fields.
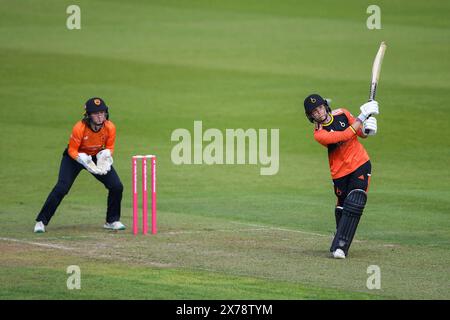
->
xmin=332 ymin=248 xmax=346 ymax=259
xmin=104 ymin=221 xmax=126 ymax=230
xmin=34 ymin=221 xmax=46 ymax=233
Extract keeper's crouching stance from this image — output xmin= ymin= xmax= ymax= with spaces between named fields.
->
xmin=34 ymin=98 xmax=125 ymax=233
xmin=304 ymin=94 xmax=379 ymax=259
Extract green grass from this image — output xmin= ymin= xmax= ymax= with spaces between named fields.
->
xmin=0 ymin=0 xmax=449 ymax=300
xmin=1 ymin=239 xmax=382 ymax=300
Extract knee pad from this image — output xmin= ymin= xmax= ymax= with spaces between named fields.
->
xmin=344 ymin=189 xmax=367 ymax=217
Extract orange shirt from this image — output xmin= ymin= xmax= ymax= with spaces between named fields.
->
xmin=68 ymin=120 xmax=116 ymax=160
xmin=314 ymin=108 xmax=369 ymax=179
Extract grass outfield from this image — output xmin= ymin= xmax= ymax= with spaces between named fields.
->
xmin=0 ymin=0 xmax=449 ymax=299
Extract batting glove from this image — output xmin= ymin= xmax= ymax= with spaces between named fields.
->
xmin=363 ymin=117 xmax=377 ymax=136
xmin=358 ymin=100 xmax=379 ymax=122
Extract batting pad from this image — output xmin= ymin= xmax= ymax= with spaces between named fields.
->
xmin=330 ymin=189 xmax=367 ymax=255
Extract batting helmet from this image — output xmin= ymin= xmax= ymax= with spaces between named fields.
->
xmin=304 ymin=94 xmax=331 ymax=123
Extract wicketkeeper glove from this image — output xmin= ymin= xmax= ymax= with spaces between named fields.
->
xmin=96 ymin=149 xmax=113 ymax=173
xmin=76 ymin=153 xmax=106 ymax=175
xmin=362 ymin=117 xmax=377 ymax=136
xmin=358 ymin=100 xmax=379 ymax=122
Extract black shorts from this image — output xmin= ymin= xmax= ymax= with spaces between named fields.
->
xmin=333 ymin=161 xmax=371 ymax=207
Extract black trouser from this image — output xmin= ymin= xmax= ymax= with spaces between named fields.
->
xmin=36 ymin=149 xmax=123 ymax=225
xmin=332 ymin=160 xmax=371 ymax=227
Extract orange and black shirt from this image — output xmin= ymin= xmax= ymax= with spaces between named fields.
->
xmin=314 ymin=108 xmax=369 ymax=179
xmin=67 ymin=120 xmax=116 ymax=160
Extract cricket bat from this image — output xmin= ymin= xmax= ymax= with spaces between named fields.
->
xmin=365 ymin=41 xmax=387 ymax=134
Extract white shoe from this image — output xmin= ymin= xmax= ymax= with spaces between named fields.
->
xmin=34 ymin=221 xmax=45 ymax=233
xmin=104 ymin=221 xmax=126 ymax=230
xmin=333 ymin=248 xmax=346 ymax=259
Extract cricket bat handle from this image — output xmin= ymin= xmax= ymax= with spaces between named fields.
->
xmin=364 ymin=85 xmax=377 ymax=133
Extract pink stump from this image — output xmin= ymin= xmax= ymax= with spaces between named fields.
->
xmin=142 ymin=157 xmax=148 ymax=235
xmin=132 ymin=157 xmax=138 ymax=235
xmin=151 ymin=156 xmax=157 ymax=234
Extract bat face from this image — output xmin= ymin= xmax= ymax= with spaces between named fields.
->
xmin=369 ymin=42 xmax=387 ymax=101
xmin=365 ymin=42 xmax=387 ymax=134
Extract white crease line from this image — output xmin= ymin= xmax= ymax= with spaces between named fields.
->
xmin=0 ymin=237 xmax=75 ymax=250
xmin=0 ymin=237 xmax=173 ymax=267
xmin=159 ymin=228 xmax=268 ymax=235
xmin=230 ymin=222 xmax=330 ymax=237
xmin=229 ymin=222 xmax=367 ymax=243
xmin=41 ymin=236 xmax=92 ymax=240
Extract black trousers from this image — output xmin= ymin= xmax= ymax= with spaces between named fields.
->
xmin=333 ymin=160 xmax=371 ymax=207
xmin=36 ymin=149 xmax=123 ymax=225
xmin=332 ymin=161 xmax=371 ymax=228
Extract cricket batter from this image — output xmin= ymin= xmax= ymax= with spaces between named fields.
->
xmin=34 ymin=98 xmax=125 ymax=233
xmin=304 ymin=94 xmax=378 ymax=259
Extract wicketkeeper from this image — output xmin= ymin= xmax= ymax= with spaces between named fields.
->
xmin=34 ymin=98 xmax=125 ymax=233
xmin=304 ymin=94 xmax=379 ymax=259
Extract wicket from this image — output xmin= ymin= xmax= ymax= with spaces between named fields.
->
xmin=132 ymin=155 xmax=157 ymax=235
